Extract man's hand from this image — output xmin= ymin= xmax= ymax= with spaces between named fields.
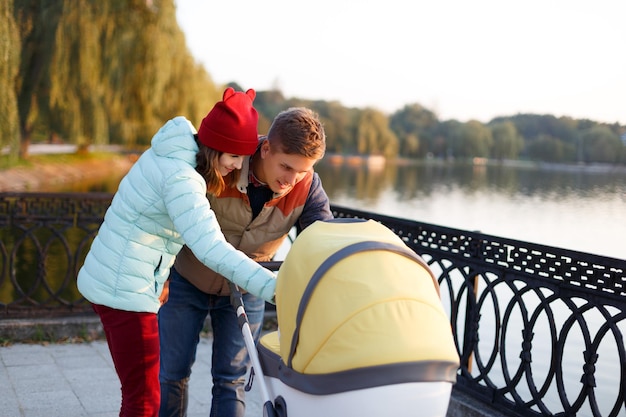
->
xmin=159 ymin=279 xmax=170 ymax=305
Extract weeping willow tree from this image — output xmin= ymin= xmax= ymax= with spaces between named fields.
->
xmin=95 ymin=0 xmax=221 ymax=147
xmin=10 ymin=0 xmax=220 ymax=158
xmin=356 ymin=108 xmax=398 ymax=158
xmin=0 ymin=0 xmax=21 ymax=163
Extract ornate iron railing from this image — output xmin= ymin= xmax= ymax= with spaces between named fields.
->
xmin=0 ymin=192 xmax=112 ymax=317
xmin=0 ymin=192 xmax=625 ymax=417
xmin=333 ymin=207 xmax=625 ymax=417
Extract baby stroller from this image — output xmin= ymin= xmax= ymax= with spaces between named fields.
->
xmin=232 ymin=218 xmax=459 ymax=417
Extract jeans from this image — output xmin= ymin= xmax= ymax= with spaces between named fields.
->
xmin=93 ymin=303 xmax=160 ymax=417
xmin=158 ymin=267 xmax=265 ymax=417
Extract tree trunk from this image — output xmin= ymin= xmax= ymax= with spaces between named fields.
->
xmin=19 ymin=126 xmax=31 ymax=159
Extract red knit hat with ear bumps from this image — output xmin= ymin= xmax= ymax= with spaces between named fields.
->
xmin=197 ymin=87 xmax=259 ymax=155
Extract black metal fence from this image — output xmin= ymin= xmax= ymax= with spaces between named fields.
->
xmin=1 ymin=192 xmax=625 ymax=417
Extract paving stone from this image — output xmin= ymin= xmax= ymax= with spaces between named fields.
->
xmin=0 ymin=339 xmax=262 ymax=417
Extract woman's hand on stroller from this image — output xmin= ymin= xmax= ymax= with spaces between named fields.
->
xmin=159 ymin=279 xmax=170 ymax=305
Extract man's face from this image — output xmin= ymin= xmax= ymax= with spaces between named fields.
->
xmin=257 ymin=140 xmax=316 ymax=194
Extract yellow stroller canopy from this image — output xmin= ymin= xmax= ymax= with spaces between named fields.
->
xmin=267 ymin=218 xmax=459 ymax=394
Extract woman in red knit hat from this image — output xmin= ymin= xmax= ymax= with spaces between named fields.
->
xmin=78 ymin=87 xmax=275 ymax=417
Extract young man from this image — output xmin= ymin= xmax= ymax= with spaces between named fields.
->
xmin=158 ymin=107 xmax=333 ymax=417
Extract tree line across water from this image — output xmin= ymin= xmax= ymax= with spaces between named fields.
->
xmin=2 ymin=0 xmax=625 ymax=166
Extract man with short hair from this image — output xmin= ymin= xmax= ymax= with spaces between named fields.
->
xmin=158 ymin=107 xmax=333 ymax=417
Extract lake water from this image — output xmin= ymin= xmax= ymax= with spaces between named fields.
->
xmin=313 ymin=159 xmax=625 ymax=260
xmin=59 ymin=157 xmax=625 ymax=260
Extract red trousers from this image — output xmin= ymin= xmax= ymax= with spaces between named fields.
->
xmin=93 ymin=304 xmax=160 ymax=417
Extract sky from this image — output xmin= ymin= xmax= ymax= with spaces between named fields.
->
xmin=175 ymin=0 xmax=626 ymax=125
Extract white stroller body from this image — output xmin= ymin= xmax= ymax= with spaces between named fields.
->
xmin=234 ymin=218 xmax=459 ymax=416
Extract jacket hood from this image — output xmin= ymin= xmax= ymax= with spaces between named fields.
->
xmin=151 ymin=116 xmax=199 ymax=164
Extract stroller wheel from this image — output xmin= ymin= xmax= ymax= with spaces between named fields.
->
xmin=274 ymin=395 xmax=287 ymax=417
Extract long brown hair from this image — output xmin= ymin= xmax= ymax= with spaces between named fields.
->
xmin=195 ymin=136 xmax=241 ymax=195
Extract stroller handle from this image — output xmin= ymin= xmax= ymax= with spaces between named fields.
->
xmin=258 ymin=261 xmax=283 ymax=271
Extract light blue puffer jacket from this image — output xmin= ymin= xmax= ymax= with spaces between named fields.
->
xmin=77 ymin=116 xmax=276 ymax=313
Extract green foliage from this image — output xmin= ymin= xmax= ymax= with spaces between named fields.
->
xmin=431 ymin=120 xmax=461 ymax=158
xmin=447 ymin=120 xmax=493 ymax=159
xmin=0 ymin=0 xmax=21 ymax=161
xmin=3 ymin=1 xmax=625 ymax=166
xmin=526 ymin=134 xmax=570 ymax=162
xmin=9 ymin=0 xmax=220 ymax=158
xmin=308 ymin=101 xmax=358 ymax=155
xmin=489 ymin=121 xmax=524 ymax=160
xmin=581 ymin=126 xmax=622 ymax=163
xmin=356 ymin=108 xmax=398 ymax=157
xmin=255 ymin=89 xmax=288 ymax=134
xmin=389 ymin=104 xmax=438 ymax=157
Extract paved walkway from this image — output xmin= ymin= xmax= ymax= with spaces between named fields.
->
xmin=0 ymin=338 xmax=263 ymax=417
